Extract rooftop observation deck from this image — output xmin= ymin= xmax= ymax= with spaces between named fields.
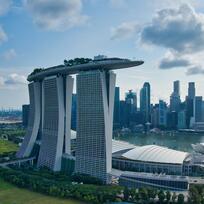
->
xmin=27 ymin=58 xmax=144 ymax=82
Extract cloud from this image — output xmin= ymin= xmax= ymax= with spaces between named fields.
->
xmin=150 ymin=0 xmax=200 ymax=10
xmin=159 ymin=51 xmax=191 ymax=69
xmin=24 ymin=0 xmax=88 ymax=31
xmin=0 ymin=76 xmax=4 ymax=86
xmin=141 ymin=4 xmax=204 ymax=54
xmin=111 ymin=21 xmax=139 ymax=40
xmin=4 ymin=74 xmax=27 ymax=85
xmin=136 ymin=4 xmax=204 ymax=74
xmin=186 ymin=66 xmax=204 ymax=75
xmin=2 ymin=49 xmax=17 ymax=60
xmin=0 ymin=0 xmax=12 ymax=15
xmin=0 ymin=26 xmax=7 ymax=44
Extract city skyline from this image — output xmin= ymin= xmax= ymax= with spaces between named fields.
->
xmin=1 ymin=0 xmax=204 ymax=108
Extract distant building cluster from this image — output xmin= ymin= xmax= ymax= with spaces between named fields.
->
xmin=0 ymin=108 xmax=22 ymax=122
xmin=69 ymin=80 xmax=204 ymax=132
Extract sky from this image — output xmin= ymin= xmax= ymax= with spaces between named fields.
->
xmin=0 ymin=0 xmax=204 ymax=109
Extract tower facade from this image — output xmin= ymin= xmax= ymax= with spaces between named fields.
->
xmin=170 ymin=80 xmax=181 ymax=112
xmin=75 ymin=70 xmax=116 ymax=183
xmin=188 ymin=82 xmax=195 ymax=99
xmin=16 ymin=82 xmax=41 ymax=158
xmin=22 ymin=104 xmax=30 ymax=128
xmin=194 ymin=96 xmax=203 ymax=123
xmin=36 ymin=75 xmax=73 ymax=171
xmin=140 ymin=82 xmax=151 ymax=123
xmin=174 ymin=80 xmax=180 ymax=96
xmin=113 ymin=87 xmax=120 ymax=129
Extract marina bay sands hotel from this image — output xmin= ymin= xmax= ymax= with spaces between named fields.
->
xmin=17 ymin=57 xmax=143 ymax=183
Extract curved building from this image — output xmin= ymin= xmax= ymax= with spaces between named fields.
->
xmin=113 ymin=145 xmax=189 ymax=176
xmin=122 ymin=145 xmax=188 ymax=164
xmin=17 ymin=57 xmax=144 ymax=183
xmin=16 ymin=82 xmax=41 ymax=158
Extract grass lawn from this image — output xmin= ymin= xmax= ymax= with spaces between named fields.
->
xmin=0 ymin=140 xmax=18 ymax=154
xmin=0 ymin=179 xmax=86 ymax=204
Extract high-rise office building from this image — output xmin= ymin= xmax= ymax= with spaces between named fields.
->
xmin=178 ymin=110 xmax=187 ymax=129
xmin=113 ymin=87 xmax=120 ymax=129
xmin=140 ymin=82 xmax=151 ymax=123
xmin=194 ymin=96 xmax=203 ymax=123
xmin=158 ymin=100 xmax=167 ymax=127
xmin=151 ymin=104 xmax=159 ymax=127
xmin=167 ymin=111 xmax=178 ymax=129
xmin=170 ymin=81 xmax=181 ymax=112
xmin=185 ymin=82 xmax=195 ymax=128
xmin=75 ymin=70 xmax=116 ymax=184
xmin=188 ymin=82 xmax=195 ymax=99
xmin=125 ymin=90 xmax=137 ymax=113
xmin=22 ymin=104 xmax=30 ymax=128
xmin=174 ymin=80 xmax=180 ymax=96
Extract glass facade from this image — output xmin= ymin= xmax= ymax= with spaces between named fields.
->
xmin=113 ymin=158 xmax=182 ymax=175
xmin=119 ymin=175 xmax=189 ymax=191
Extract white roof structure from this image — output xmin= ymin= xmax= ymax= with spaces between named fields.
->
xmin=122 ymin=145 xmax=189 ymax=164
xmin=112 ymin=140 xmax=136 ymax=153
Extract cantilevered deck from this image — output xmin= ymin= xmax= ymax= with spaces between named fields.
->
xmin=28 ymin=58 xmax=144 ymax=82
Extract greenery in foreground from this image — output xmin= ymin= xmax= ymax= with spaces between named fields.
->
xmin=0 ymin=178 xmax=85 ymax=204
xmin=1 ymin=166 xmax=204 ymax=204
xmin=0 ymin=140 xmax=18 ymax=154
xmin=0 ymin=167 xmax=123 ymax=204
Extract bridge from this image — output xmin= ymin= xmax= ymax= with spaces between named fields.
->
xmin=0 ymin=157 xmax=36 ymax=168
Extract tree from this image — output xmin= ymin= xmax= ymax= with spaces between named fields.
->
xmin=123 ymin=187 xmax=129 ymax=201
xmin=147 ymin=188 xmax=157 ymax=201
xmin=129 ymin=188 xmax=138 ymax=202
xmin=139 ymin=187 xmax=148 ymax=202
xmin=177 ymin=194 xmax=184 ymax=204
xmin=166 ymin=191 xmax=171 ymax=203
xmin=188 ymin=186 xmax=202 ymax=204
xmin=158 ymin=190 xmax=165 ymax=204
xmin=172 ymin=192 xmax=177 ymax=204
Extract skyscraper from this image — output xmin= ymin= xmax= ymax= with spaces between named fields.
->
xmin=75 ymin=70 xmax=116 ymax=184
xmin=186 ymin=82 xmax=195 ymax=128
xmin=159 ymin=100 xmax=167 ymax=127
xmin=16 ymin=82 xmax=41 ymax=158
xmin=194 ymin=96 xmax=203 ymax=123
xmin=178 ymin=110 xmax=186 ymax=129
xmin=188 ymin=82 xmax=195 ymax=99
xmin=125 ymin=90 xmax=137 ymax=113
xmin=22 ymin=104 xmax=30 ymax=128
xmin=140 ymin=82 xmax=151 ymax=123
xmin=37 ymin=75 xmax=74 ymax=171
xmin=17 ymin=57 xmax=143 ymax=180
xmin=174 ymin=80 xmax=180 ymax=96
xmin=113 ymin=87 xmax=120 ymax=129
xmin=170 ymin=80 xmax=181 ymax=112
xmin=151 ymin=104 xmax=159 ymax=128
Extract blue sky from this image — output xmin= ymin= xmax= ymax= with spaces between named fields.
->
xmin=0 ymin=0 xmax=204 ymax=108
